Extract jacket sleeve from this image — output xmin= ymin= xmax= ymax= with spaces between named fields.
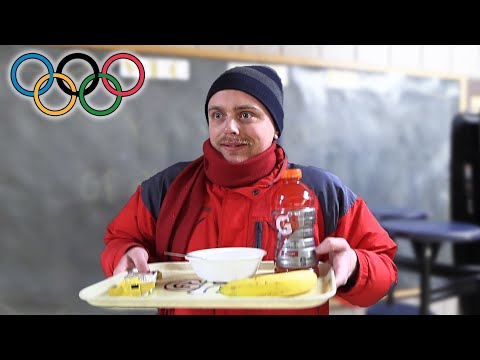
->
xmin=333 ymin=197 xmax=398 ymax=307
xmin=100 ymin=185 xmax=157 ymax=277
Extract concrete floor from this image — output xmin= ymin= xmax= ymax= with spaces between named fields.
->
xmin=330 ymin=297 xmax=460 ymax=315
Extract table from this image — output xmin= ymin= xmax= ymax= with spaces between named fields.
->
xmin=370 ymin=207 xmax=429 ymax=221
xmin=380 ymin=219 xmax=480 ymax=315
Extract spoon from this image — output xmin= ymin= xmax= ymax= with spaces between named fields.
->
xmin=164 ymin=251 xmax=207 ymax=260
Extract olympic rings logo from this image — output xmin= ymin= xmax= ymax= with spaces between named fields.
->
xmin=10 ymin=52 xmax=145 ymax=117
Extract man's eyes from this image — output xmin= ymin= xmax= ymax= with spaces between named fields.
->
xmin=211 ymin=111 xmax=252 ymax=120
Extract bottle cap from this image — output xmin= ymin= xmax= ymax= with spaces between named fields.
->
xmin=280 ymin=168 xmax=302 ymax=179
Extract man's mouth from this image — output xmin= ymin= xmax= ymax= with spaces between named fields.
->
xmin=221 ymin=137 xmax=251 ymax=146
xmin=222 ymin=142 xmax=247 ymax=149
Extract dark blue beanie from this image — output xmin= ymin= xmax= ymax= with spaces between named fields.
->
xmin=205 ymin=65 xmax=284 ymax=137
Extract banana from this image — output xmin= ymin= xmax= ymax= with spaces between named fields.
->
xmin=219 ymin=269 xmax=318 ymax=297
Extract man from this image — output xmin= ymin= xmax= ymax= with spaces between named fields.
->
xmin=101 ymin=65 xmax=398 ymax=315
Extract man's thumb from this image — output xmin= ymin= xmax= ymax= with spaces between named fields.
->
xmin=132 ymin=249 xmax=150 ymax=272
xmin=315 ymin=237 xmax=331 ymax=255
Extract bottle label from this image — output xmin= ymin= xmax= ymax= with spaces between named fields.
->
xmin=274 ymin=207 xmax=318 ymax=270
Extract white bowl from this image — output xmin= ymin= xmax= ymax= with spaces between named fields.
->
xmin=186 ymin=247 xmax=267 ymax=283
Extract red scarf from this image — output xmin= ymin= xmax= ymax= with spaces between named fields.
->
xmin=155 ymin=139 xmax=286 ymax=259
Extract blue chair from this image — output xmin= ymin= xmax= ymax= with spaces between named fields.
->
xmin=368 ymin=207 xmax=429 ymax=313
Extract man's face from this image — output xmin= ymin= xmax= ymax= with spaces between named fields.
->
xmin=207 ymin=89 xmax=277 ymax=163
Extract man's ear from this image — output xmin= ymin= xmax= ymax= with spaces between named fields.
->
xmin=274 ymin=133 xmax=279 ymax=140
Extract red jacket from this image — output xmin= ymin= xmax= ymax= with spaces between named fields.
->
xmin=101 ymin=162 xmax=398 ymax=315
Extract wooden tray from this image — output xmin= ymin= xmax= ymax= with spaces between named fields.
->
xmin=79 ymin=261 xmax=337 ymax=309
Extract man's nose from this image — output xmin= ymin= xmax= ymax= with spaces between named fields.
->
xmin=224 ymin=117 xmax=240 ymax=134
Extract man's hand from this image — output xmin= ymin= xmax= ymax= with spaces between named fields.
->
xmin=315 ymin=237 xmax=358 ymax=288
xmin=113 ymin=246 xmax=150 ymax=275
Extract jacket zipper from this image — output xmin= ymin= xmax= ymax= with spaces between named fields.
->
xmin=255 ymin=221 xmax=263 ymax=248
